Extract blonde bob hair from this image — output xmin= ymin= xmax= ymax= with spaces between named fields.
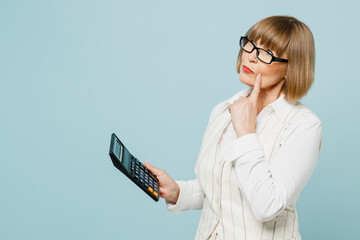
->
xmin=236 ymin=16 xmax=315 ymax=102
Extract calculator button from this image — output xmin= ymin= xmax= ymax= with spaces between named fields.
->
xmin=152 ymin=174 xmax=158 ymax=181
xmin=148 ymin=186 xmax=153 ymax=193
xmin=153 ymin=191 xmax=158 ymax=197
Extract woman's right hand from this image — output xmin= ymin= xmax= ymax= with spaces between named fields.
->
xmin=145 ymin=161 xmax=180 ymax=204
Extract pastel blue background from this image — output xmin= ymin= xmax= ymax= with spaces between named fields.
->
xmin=1 ymin=0 xmax=359 ymax=239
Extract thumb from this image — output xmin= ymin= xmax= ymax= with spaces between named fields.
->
xmin=145 ymin=160 xmax=152 ymax=170
xmin=250 ymin=74 xmax=262 ymax=101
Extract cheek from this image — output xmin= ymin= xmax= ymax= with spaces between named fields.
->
xmin=259 ymin=66 xmax=287 ymax=86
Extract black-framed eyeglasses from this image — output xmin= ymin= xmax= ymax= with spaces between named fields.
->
xmin=239 ymin=36 xmax=288 ymax=64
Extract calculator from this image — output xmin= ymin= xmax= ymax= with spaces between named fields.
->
xmin=109 ymin=133 xmax=160 ymax=202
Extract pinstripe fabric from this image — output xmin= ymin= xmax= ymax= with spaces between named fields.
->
xmin=194 ymin=99 xmax=308 ymax=240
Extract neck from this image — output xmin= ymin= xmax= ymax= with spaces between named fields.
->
xmin=255 ymin=80 xmax=285 ymax=115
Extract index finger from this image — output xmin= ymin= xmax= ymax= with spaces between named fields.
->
xmin=249 ymin=74 xmax=262 ymax=101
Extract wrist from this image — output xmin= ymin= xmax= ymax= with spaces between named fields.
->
xmin=168 ymin=182 xmax=180 ymax=204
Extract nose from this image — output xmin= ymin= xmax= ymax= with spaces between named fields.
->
xmin=247 ymin=49 xmax=258 ymax=63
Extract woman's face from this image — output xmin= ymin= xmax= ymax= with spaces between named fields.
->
xmin=239 ymin=40 xmax=288 ymax=93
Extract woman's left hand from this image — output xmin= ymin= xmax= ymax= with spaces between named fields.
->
xmin=229 ymin=74 xmax=262 ymax=138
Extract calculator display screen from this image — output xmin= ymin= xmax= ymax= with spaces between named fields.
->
xmin=114 ymin=139 xmax=123 ymax=162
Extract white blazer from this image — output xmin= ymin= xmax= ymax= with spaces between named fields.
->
xmin=167 ymin=88 xmax=322 ymax=240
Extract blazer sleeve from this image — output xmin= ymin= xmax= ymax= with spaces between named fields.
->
xmin=225 ymin=111 xmax=322 ymax=222
xmin=166 ymin=179 xmax=205 ymax=214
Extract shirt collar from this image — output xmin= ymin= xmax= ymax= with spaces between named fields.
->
xmin=226 ymin=87 xmax=296 ymax=123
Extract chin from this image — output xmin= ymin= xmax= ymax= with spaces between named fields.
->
xmin=239 ymin=73 xmax=255 ymax=87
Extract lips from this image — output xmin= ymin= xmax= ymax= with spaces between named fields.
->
xmin=242 ymin=65 xmax=254 ymax=74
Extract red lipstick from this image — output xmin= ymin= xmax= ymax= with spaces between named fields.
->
xmin=242 ymin=65 xmax=254 ymax=74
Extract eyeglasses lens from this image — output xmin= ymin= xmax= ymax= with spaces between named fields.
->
xmin=240 ymin=37 xmax=272 ymax=64
xmin=241 ymin=38 xmax=253 ymax=52
xmin=257 ymin=49 xmax=272 ymax=64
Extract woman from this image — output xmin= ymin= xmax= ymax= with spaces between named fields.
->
xmin=145 ymin=15 xmax=322 ymax=240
